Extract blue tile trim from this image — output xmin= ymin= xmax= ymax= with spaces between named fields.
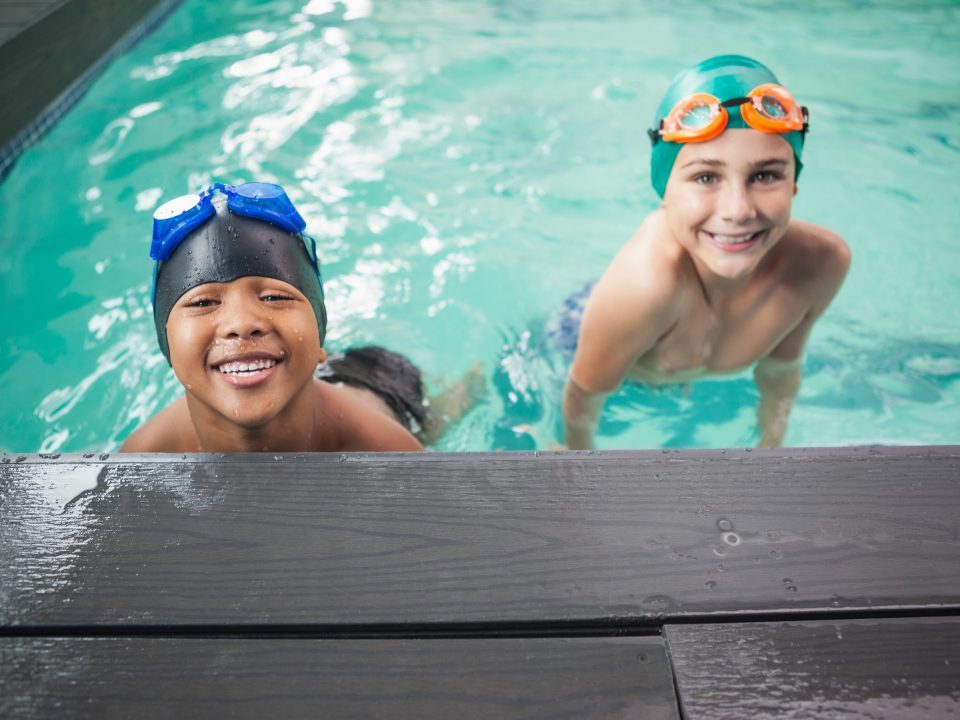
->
xmin=0 ymin=0 xmax=184 ymax=182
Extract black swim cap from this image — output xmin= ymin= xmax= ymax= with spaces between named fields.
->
xmin=152 ymin=196 xmax=327 ymax=362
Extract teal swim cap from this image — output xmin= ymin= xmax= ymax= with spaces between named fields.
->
xmin=650 ymin=55 xmax=805 ymax=198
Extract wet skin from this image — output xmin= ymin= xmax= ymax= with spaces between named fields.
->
xmin=166 ymin=275 xmax=324 ymax=446
xmin=564 ymin=129 xmax=850 ymax=448
xmin=121 ymin=276 xmax=422 ymax=453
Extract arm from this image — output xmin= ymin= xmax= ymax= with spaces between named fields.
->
xmin=754 ymin=356 xmax=803 ymax=448
xmin=563 ymin=240 xmax=679 ymax=450
xmin=563 ymin=377 xmax=609 ymax=450
xmin=754 ymin=226 xmax=851 ymax=447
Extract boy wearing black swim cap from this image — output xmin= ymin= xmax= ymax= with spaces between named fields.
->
xmin=562 ymin=55 xmax=850 ymax=449
xmin=122 ymin=183 xmax=423 ymax=453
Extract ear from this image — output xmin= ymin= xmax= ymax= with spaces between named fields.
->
xmin=317 ymin=347 xmax=328 ymax=364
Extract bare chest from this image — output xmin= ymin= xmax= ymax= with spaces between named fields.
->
xmin=630 ymin=284 xmax=807 ymax=385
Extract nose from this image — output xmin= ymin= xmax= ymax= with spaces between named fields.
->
xmin=719 ymin=180 xmax=758 ymax=225
xmin=218 ymin=291 xmax=269 ymax=341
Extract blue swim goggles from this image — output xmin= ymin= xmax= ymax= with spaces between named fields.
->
xmin=150 ymin=182 xmax=308 ymax=262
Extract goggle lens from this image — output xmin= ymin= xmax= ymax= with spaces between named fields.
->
xmin=150 ymin=193 xmax=213 ymax=261
xmin=155 ymin=193 xmax=203 ymax=219
xmin=226 ymin=182 xmax=306 ymax=235
xmin=678 ymin=102 xmax=717 ymax=130
xmin=757 ymin=95 xmax=788 ymax=119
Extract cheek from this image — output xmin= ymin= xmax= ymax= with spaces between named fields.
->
xmin=763 ymin=189 xmax=794 ymax=222
xmin=166 ymin=319 xmax=210 ymax=377
xmin=289 ymin=313 xmax=322 ymax=359
xmin=665 ymin=191 xmax=713 ymax=233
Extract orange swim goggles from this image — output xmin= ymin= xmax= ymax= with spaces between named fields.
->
xmin=648 ymin=83 xmax=808 ymax=145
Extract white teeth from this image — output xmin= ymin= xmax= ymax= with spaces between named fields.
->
xmin=218 ymin=358 xmax=277 ymax=375
xmin=711 ymin=231 xmax=761 ymax=244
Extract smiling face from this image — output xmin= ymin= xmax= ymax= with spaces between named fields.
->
xmin=662 ymin=129 xmax=797 ymax=281
xmin=166 ymin=275 xmax=326 ymax=432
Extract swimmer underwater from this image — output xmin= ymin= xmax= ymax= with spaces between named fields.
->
xmin=121 ymin=182 xmax=423 ymax=453
xmin=563 ymin=55 xmax=851 ymax=449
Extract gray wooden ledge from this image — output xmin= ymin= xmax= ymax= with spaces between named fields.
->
xmin=3 ymin=446 xmax=959 ymax=718
xmin=665 ymin=618 xmax=960 ymax=719
xmin=2 ymin=446 xmax=958 ymax=630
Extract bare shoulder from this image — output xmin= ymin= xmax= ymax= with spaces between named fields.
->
xmin=784 ymin=220 xmax=851 ymax=281
xmin=120 ymin=396 xmax=198 ymax=452
xmin=314 ymin=381 xmax=423 ymax=452
xmin=571 ymin=210 xmax=686 ymax=393
xmin=777 ymin=220 xmax=852 ymax=319
xmin=589 ymin=210 xmax=686 ymax=327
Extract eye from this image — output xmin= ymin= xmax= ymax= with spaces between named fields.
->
xmin=185 ymin=297 xmax=217 ymax=308
xmin=752 ymin=170 xmax=784 ymax=184
xmin=261 ymin=292 xmax=295 ymax=302
xmin=693 ymin=172 xmax=718 ymax=185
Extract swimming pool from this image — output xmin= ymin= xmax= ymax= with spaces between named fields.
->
xmin=1 ymin=0 xmax=958 ymax=452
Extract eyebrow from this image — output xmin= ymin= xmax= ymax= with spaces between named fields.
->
xmin=749 ymin=158 xmax=789 ymax=168
xmin=679 ymin=157 xmax=790 ymax=170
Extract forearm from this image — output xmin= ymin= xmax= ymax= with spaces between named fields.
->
xmin=563 ymin=378 xmax=607 ymax=450
xmin=754 ymin=361 xmax=802 ymax=448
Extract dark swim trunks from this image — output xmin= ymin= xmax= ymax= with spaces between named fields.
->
xmin=316 ymin=346 xmax=427 ymax=440
xmin=545 ymin=281 xmax=595 ymax=357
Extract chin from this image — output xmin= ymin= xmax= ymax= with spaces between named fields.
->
xmin=222 ymin=408 xmax=277 ymax=430
xmin=705 ymin=257 xmax=760 ymax=280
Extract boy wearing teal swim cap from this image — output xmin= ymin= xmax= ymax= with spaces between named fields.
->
xmin=563 ymin=55 xmax=850 ymax=449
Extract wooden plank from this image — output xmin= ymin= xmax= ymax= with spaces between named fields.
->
xmin=1 ymin=447 xmax=959 ymax=628
xmin=0 ymin=636 xmax=679 ymax=719
xmin=664 ymin=617 xmax=960 ymax=719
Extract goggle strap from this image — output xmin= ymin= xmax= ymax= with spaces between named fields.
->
xmin=720 ymin=96 xmax=750 ymax=108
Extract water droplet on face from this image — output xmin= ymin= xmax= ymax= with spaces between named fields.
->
xmin=717 ymin=563 xmax=725 ymax=572
xmin=769 ymin=549 xmax=782 ymax=559
xmin=338 ymin=454 xmax=347 ymax=462
xmin=717 ymin=518 xmax=733 ymax=531
xmin=705 ymin=580 xmax=717 ymax=590
xmin=722 ymin=532 xmax=741 ymax=546
xmin=713 ymin=546 xmax=727 ymax=557
xmin=99 ymin=453 xmax=109 ymax=461
xmin=785 ymin=585 xmax=798 ymax=593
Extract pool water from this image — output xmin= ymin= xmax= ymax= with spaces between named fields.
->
xmin=1 ymin=0 xmax=958 ymax=452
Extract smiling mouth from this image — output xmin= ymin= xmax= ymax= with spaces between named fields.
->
xmin=216 ymin=358 xmax=280 ymax=376
xmin=704 ymin=229 xmax=766 ymax=252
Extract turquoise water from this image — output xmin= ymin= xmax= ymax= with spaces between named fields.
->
xmin=1 ymin=0 xmax=959 ymax=452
